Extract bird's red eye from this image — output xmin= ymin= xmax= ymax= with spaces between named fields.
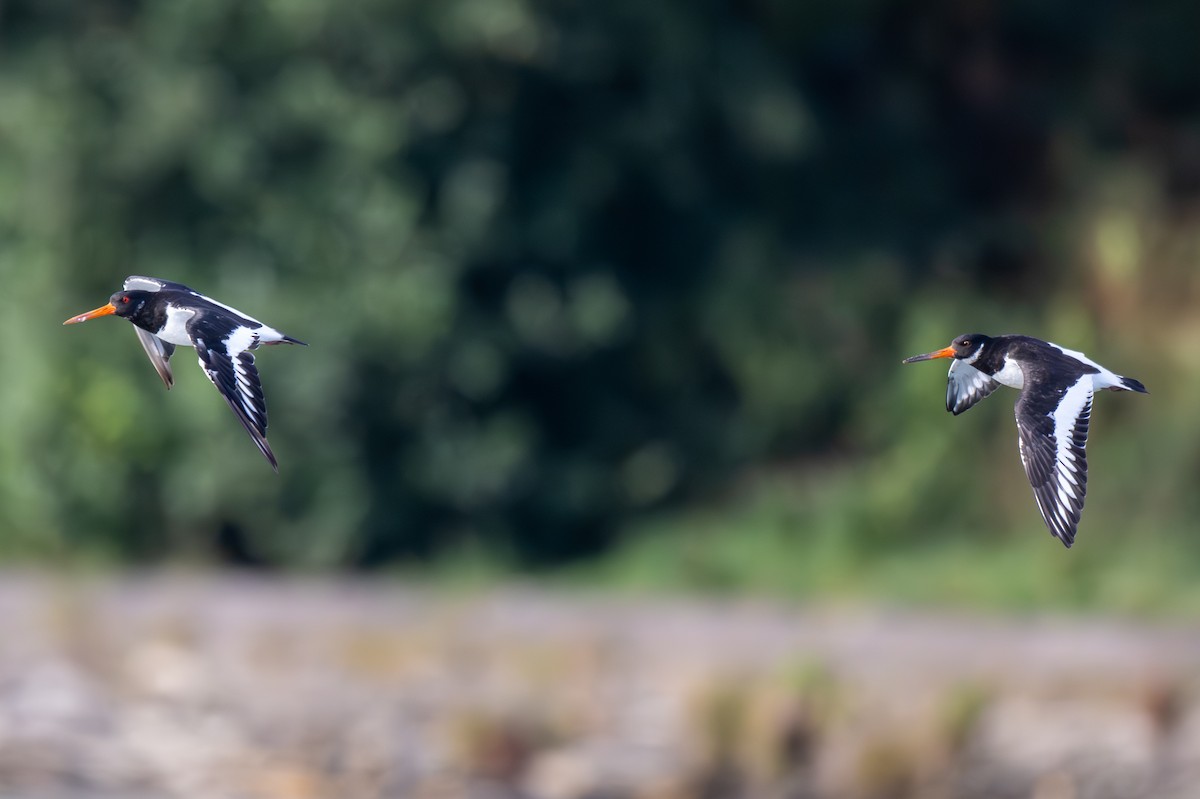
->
xmin=121 ymin=296 xmax=129 ymax=303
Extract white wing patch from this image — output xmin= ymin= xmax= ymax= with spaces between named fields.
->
xmin=1047 ymin=341 xmax=1099 ymax=370
xmin=124 ymin=276 xmax=173 ymax=293
xmin=1016 ymin=376 xmax=1092 ymax=547
xmin=220 ymin=327 xmax=265 ymax=427
xmin=192 ymin=332 xmax=277 ymax=472
xmin=946 ymin=360 xmax=1002 ymax=415
xmin=1048 ymin=341 xmax=1123 ymax=390
xmin=225 ymin=325 xmax=258 ymax=357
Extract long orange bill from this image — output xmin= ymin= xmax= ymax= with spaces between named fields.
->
xmin=63 ymin=303 xmax=117 ymax=325
xmin=901 ymin=345 xmax=956 ymax=364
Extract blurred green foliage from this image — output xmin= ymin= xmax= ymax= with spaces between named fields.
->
xmin=1 ymin=0 xmax=1197 ymax=586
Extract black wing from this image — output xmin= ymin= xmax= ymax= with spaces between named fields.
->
xmin=946 ymin=359 xmax=1001 ymax=415
xmin=192 ymin=333 xmax=277 ymax=472
xmin=1015 ymin=377 xmax=1092 ymax=547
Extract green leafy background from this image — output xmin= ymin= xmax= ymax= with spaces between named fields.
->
xmin=3 ymin=1 xmax=1196 ymax=610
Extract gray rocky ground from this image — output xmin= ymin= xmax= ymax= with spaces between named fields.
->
xmin=0 ymin=574 xmax=1197 ymax=798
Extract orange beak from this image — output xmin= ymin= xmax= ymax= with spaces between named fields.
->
xmin=63 ymin=303 xmax=117 ymax=325
xmin=901 ymin=345 xmax=956 ymax=364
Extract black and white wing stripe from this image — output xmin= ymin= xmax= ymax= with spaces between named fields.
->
xmin=124 ymin=276 xmax=187 ymax=389
xmin=192 ymin=332 xmax=277 ymax=472
xmin=1015 ymin=377 xmax=1092 ymax=547
xmin=946 ymin=359 xmax=1001 ymax=415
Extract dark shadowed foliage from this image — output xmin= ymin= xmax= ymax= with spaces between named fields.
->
xmin=0 ymin=0 xmax=1193 ymax=575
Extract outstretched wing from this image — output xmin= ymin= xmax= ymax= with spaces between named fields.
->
xmin=191 ymin=329 xmax=277 ymax=472
xmin=946 ymin=359 xmax=1001 ymax=415
xmin=1015 ymin=377 xmax=1092 ymax=547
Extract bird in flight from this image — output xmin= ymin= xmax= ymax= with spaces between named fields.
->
xmin=64 ymin=276 xmax=306 ymax=472
xmin=902 ymin=334 xmax=1146 ymax=547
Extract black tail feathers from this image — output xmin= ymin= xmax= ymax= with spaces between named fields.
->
xmin=1120 ymin=376 xmax=1148 ymax=393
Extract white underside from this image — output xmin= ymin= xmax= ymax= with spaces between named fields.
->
xmin=156 ymin=306 xmax=196 ymax=346
xmin=991 ymin=356 xmax=1025 ymax=389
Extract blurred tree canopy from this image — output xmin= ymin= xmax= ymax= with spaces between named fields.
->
xmin=1 ymin=0 xmax=1196 ymax=569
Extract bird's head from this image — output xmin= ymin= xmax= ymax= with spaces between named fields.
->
xmin=63 ymin=290 xmax=150 ymax=325
xmin=902 ymin=334 xmax=990 ymax=364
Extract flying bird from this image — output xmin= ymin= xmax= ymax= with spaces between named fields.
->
xmin=902 ymin=334 xmax=1146 ymax=547
xmin=64 ymin=276 xmax=306 ymax=472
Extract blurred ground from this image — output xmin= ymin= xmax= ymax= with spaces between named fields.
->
xmin=0 ymin=574 xmax=1198 ymax=799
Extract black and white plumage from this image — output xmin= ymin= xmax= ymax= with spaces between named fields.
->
xmin=903 ymin=334 xmax=1147 ymax=548
xmin=64 ymin=276 xmax=306 ymax=472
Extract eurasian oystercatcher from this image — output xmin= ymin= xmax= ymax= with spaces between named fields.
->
xmin=902 ymin=334 xmax=1147 ymax=547
xmin=64 ymin=276 xmax=306 ymax=472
